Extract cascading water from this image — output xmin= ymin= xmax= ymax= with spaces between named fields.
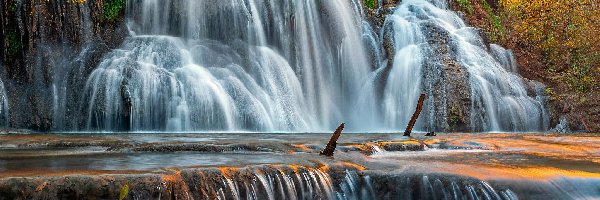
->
xmin=368 ymin=174 xmax=519 ymax=200
xmin=81 ymin=0 xmax=381 ymax=132
xmin=490 ymin=44 xmax=518 ymax=73
xmin=78 ymin=0 xmax=549 ymax=132
xmin=156 ymin=166 xmax=518 ymax=200
xmin=382 ymin=0 xmax=549 ymax=132
xmin=0 ymin=79 xmax=8 ymax=127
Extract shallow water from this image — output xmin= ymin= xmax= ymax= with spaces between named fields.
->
xmin=0 ymin=133 xmax=598 ymax=173
xmin=0 ymin=133 xmax=598 ymax=199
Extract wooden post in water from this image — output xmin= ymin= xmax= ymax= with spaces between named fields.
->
xmin=404 ymin=94 xmax=426 ymax=136
xmin=320 ymin=123 xmax=345 ymax=157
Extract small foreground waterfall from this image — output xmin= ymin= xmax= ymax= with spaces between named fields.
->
xmin=179 ymin=168 xmax=518 ymax=200
xmin=80 ymin=0 xmax=548 ymax=132
xmin=381 ymin=0 xmax=548 ymax=132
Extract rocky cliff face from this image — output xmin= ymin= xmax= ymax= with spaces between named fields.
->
xmin=419 ymin=22 xmax=472 ymax=132
xmin=0 ymin=0 xmax=127 ymax=130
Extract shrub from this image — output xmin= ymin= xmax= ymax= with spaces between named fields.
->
xmin=102 ymin=0 xmax=125 ymax=22
xmin=364 ymin=0 xmax=376 ymax=9
xmin=457 ymin=0 xmax=473 ymax=14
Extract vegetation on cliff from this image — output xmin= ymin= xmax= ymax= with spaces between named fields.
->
xmin=68 ymin=0 xmax=125 ymax=21
xmin=1 ymin=0 xmax=25 ymax=80
xmin=4 ymin=2 xmax=21 ymax=61
xmin=364 ymin=0 xmax=377 ymax=9
xmin=449 ymin=0 xmax=600 ymax=132
xmin=102 ymin=0 xmax=126 ymax=22
xmin=499 ymin=0 xmax=598 ymax=93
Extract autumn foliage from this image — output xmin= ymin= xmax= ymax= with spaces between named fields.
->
xmin=499 ymin=0 xmax=599 ymax=93
xmin=449 ymin=0 xmax=600 ymax=132
xmin=494 ymin=0 xmax=600 ymax=132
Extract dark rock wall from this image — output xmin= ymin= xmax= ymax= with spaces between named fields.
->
xmin=0 ymin=0 xmax=127 ymax=130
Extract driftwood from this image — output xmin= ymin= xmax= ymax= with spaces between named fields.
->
xmin=403 ymin=94 xmax=426 ymax=136
xmin=320 ymin=123 xmax=345 ymax=157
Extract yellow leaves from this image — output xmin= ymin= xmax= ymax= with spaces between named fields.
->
xmin=545 ymin=87 xmax=560 ymax=101
xmin=68 ymin=0 xmax=86 ymax=4
xmin=499 ymin=0 xmax=600 ymax=92
xmin=35 ymin=182 xmax=49 ymax=192
xmin=119 ymin=183 xmax=129 ymax=200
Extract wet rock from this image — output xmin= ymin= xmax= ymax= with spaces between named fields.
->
xmin=0 ymin=164 xmax=367 ymax=200
xmin=132 ymin=143 xmax=287 ymax=153
xmin=377 ymin=7 xmax=472 ymax=133
xmin=420 ymin=22 xmax=471 ymax=132
xmin=0 ymin=174 xmax=166 ymax=200
xmin=376 ymin=140 xmax=427 ymax=151
xmin=425 ymin=132 xmax=437 ymax=136
xmin=0 ymin=0 xmax=127 ymax=130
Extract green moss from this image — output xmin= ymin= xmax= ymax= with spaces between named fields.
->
xmin=447 ymin=106 xmax=463 ymax=131
xmin=6 ymin=29 xmax=22 ymax=58
xmin=102 ymin=0 xmax=125 ymax=22
xmin=457 ymin=0 xmax=473 ymax=15
xmin=481 ymin=1 xmax=501 ymax=29
xmin=364 ymin=0 xmax=376 ymax=9
xmin=9 ymin=3 xmax=16 ymax=13
xmin=5 ymin=1 xmax=22 ymax=60
xmin=480 ymin=0 xmax=504 ymax=42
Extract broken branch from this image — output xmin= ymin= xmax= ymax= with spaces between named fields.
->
xmin=404 ymin=94 xmax=426 ymax=136
xmin=320 ymin=123 xmax=345 ymax=157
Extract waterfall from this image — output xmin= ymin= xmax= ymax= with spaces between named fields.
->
xmin=382 ymin=0 xmax=549 ymax=132
xmin=77 ymin=0 xmax=549 ymax=132
xmin=490 ymin=44 xmax=518 ymax=73
xmin=0 ymin=79 xmax=8 ymax=127
xmin=368 ymin=174 xmax=519 ymax=200
xmin=208 ymin=166 xmax=338 ymax=199
xmin=136 ymin=166 xmax=519 ymax=200
xmin=81 ymin=0 xmax=381 ymax=132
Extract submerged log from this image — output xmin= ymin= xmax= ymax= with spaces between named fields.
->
xmin=404 ymin=94 xmax=426 ymax=136
xmin=320 ymin=123 xmax=345 ymax=157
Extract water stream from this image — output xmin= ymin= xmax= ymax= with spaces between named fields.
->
xmin=70 ymin=0 xmax=549 ymax=132
xmin=381 ymin=0 xmax=548 ymax=132
xmin=2 ymin=133 xmax=598 ymax=199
